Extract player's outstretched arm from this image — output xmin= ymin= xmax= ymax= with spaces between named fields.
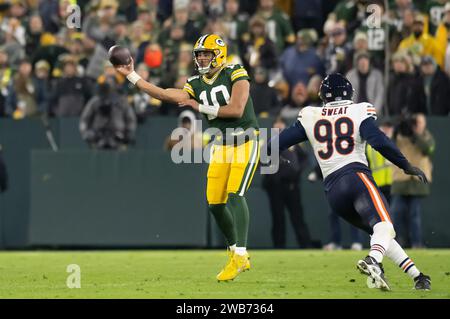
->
xmin=178 ymin=80 xmax=249 ymax=118
xmin=268 ymin=120 xmax=308 ymax=156
xmin=360 ymin=117 xmax=428 ymax=183
xmin=115 ymin=58 xmax=189 ymax=104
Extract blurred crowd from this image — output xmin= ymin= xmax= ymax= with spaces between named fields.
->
xmin=0 ymin=0 xmax=449 ymax=125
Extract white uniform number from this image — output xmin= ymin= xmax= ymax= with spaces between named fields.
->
xmin=199 ymin=85 xmax=231 ymax=120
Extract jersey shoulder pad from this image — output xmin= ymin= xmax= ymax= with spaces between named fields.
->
xmin=227 ymin=64 xmax=249 ymax=82
xmin=226 ymin=63 xmax=245 ymax=71
xmin=360 ymin=102 xmax=377 ymax=120
xmin=184 ymin=75 xmax=200 ymax=98
xmin=297 ymin=106 xmax=314 ymax=121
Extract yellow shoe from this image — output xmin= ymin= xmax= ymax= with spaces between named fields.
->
xmin=216 ymin=252 xmax=249 ymax=282
xmin=216 ymin=249 xmax=234 ymax=281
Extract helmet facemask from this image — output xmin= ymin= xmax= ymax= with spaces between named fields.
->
xmin=193 ymin=49 xmax=220 ymax=75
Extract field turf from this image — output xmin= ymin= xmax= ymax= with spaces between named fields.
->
xmin=0 ymin=249 xmax=449 ymax=299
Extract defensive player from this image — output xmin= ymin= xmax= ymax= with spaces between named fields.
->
xmin=114 ymin=34 xmax=259 ymax=282
xmin=270 ymin=73 xmax=431 ymax=291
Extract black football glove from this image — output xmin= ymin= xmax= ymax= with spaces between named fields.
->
xmin=403 ymin=165 xmax=428 ymax=184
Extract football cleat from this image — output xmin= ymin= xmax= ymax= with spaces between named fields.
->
xmin=414 ymin=273 xmax=431 ymax=291
xmin=357 ymin=256 xmax=390 ymax=291
xmin=216 ymin=252 xmax=249 ymax=282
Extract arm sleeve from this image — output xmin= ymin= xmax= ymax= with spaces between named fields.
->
xmin=268 ymin=120 xmax=308 ymax=155
xmin=360 ymin=117 xmax=410 ymax=170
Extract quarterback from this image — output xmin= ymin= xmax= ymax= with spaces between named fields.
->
xmin=115 ymin=34 xmax=259 ymax=282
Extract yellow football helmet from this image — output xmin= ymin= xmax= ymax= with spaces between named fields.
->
xmin=193 ymin=34 xmax=227 ymax=75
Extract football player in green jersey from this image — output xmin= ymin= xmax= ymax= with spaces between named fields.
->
xmin=115 ymin=34 xmax=260 ymax=282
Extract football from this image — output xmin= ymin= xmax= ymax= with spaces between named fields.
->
xmin=108 ymin=45 xmax=132 ymax=66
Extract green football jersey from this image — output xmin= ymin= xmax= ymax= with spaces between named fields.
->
xmin=183 ymin=64 xmax=259 ymax=136
xmin=260 ymin=8 xmax=295 ymax=53
xmin=424 ymin=0 xmax=447 ymax=34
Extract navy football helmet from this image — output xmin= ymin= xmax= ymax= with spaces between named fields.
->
xmin=319 ymin=73 xmax=354 ymax=103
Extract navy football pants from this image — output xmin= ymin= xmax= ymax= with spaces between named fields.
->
xmin=325 ymin=171 xmax=392 ymax=235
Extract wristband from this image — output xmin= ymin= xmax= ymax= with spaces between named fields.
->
xmin=198 ymin=104 xmax=219 ymax=117
xmin=126 ymin=71 xmax=142 ymax=85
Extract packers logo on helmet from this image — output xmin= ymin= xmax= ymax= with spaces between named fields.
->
xmin=193 ymin=34 xmax=227 ymax=75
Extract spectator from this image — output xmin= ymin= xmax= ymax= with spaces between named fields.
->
xmin=280 ymin=29 xmax=324 ymax=89
xmin=366 ymin=120 xmax=395 ymax=203
xmin=323 ymin=22 xmax=352 ymax=74
xmin=0 ymin=48 xmax=12 ymax=116
xmin=135 ymin=4 xmax=161 ymax=39
xmin=80 ymin=82 xmax=136 ymax=151
xmin=223 ymin=0 xmax=249 ymax=56
xmin=398 ymin=13 xmax=443 ymax=67
xmin=414 ymin=55 xmax=450 ymax=116
xmin=82 ymin=0 xmax=118 ymax=44
xmin=391 ymin=113 xmax=435 ymax=248
xmin=38 ymin=0 xmax=60 ymax=33
xmin=65 ymin=33 xmax=90 ymax=74
xmin=292 ymin=0 xmax=324 ymax=35
xmin=189 ymin=0 xmax=207 ymax=33
xmin=280 ymin=81 xmax=310 ymax=120
xmin=6 ymin=59 xmax=38 ymax=119
xmin=254 ymin=0 xmax=296 ymax=54
xmin=33 ymin=60 xmax=52 ymax=116
xmin=306 ymin=74 xmax=323 ymax=107
xmin=387 ymin=51 xmax=420 ymax=115
xmin=129 ymin=63 xmax=161 ymax=122
xmin=113 ymin=15 xmax=132 ymax=48
xmin=323 ymin=211 xmax=363 ymax=251
xmin=262 ymin=117 xmax=312 ymax=249
xmin=329 ymin=0 xmax=368 ymax=36
xmin=130 ymin=20 xmax=152 ymax=65
xmin=242 ymin=15 xmax=278 ymax=76
xmin=206 ymin=0 xmax=225 ymax=17
xmin=355 ymin=1 xmax=390 ymax=70
xmin=158 ymin=2 xmax=200 ymax=47
xmin=0 ymin=17 xmax=26 ymax=67
xmin=25 ymin=14 xmax=44 ymax=57
xmin=352 ymin=31 xmax=369 ymax=56
xmin=390 ymin=7 xmax=416 ymax=50
xmin=346 ymin=51 xmax=385 ymax=114
xmin=250 ymin=67 xmax=281 ymax=117
xmin=31 ymin=32 xmax=69 ymax=74
xmin=164 ymin=110 xmax=204 ymax=151
xmin=435 ymin=2 xmax=450 ymax=77
xmin=50 ymin=56 xmax=91 ymax=117
xmin=423 ymin=0 xmax=448 ymax=35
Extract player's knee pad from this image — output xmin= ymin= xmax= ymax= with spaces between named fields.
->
xmin=373 ymin=221 xmax=396 ymax=239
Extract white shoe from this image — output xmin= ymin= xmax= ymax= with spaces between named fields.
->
xmin=351 ymin=242 xmax=363 ymax=251
xmin=323 ymin=242 xmax=343 ymax=251
xmin=357 ymin=256 xmax=390 ymax=291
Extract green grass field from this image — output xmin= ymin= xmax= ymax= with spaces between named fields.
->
xmin=0 ymin=249 xmax=449 ymax=299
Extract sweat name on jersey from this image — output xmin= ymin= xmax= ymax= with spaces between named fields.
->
xmin=321 ymin=106 xmax=349 ymax=116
